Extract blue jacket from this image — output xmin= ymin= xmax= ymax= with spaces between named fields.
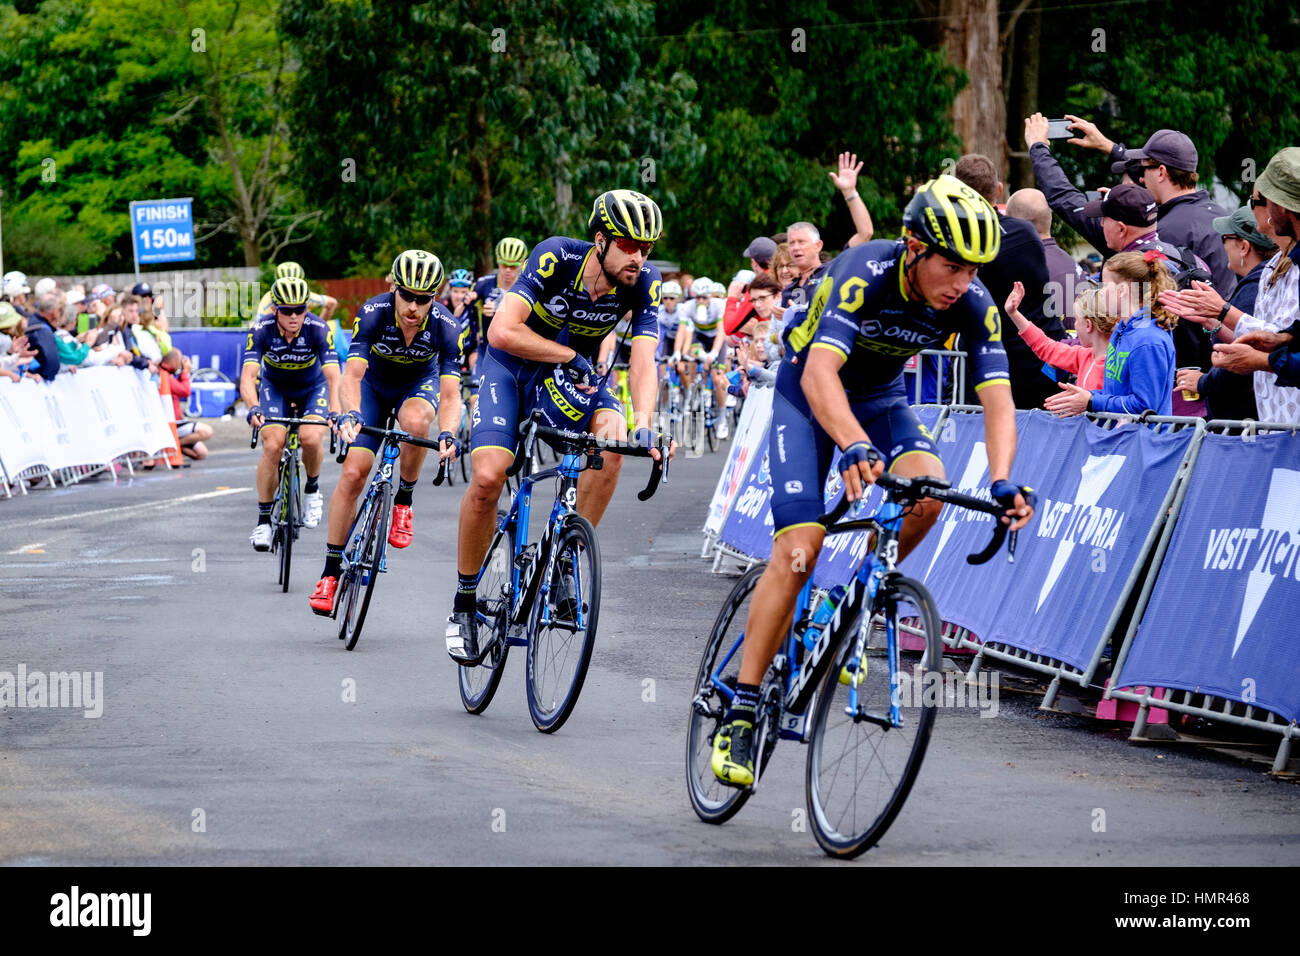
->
xmin=1090 ymin=309 xmax=1174 ymax=415
xmin=23 ymin=314 xmax=61 ymax=379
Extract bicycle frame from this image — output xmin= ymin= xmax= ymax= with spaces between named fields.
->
xmin=704 ymin=497 xmax=911 ymax=751
xmin=482 ymin=446 xmax=589 ymax=642
xmin=341 ymin=434 xmax=402 ymax=579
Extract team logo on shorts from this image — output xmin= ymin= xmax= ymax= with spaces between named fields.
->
xmin=493 ymin=416 xmax=506 ymax=426
xmin=784 ymin=480 xmax=803 ymax=494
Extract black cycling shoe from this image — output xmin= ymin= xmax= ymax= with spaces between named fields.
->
xmin=446 ymin=610 xmax=481 ymax=665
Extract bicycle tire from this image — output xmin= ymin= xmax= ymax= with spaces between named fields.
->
xmin=279 ymin=468 xmax=296 ymax=593
xmin=340 ymin=483 xmax=391 ymax=651
xmin=525 ymin=515 xmax=600 ymax=733
xmin=458 ymin=511 xmax=514 ymax=714
xmin=685 ymin=562 xmax=778 ymax=824
xmin=805 ymin=575 xmax=942 ymax=858
xmin=705 ymin=391 xmax=717 ymax=453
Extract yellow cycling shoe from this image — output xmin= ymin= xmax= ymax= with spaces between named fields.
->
xmin=711 ymin=719 xmax=755 ymax=788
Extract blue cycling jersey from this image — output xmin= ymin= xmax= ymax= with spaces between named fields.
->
xmin=504 ymin=236 xmax=661 ymax=361
xmin=781 ymin=239 xmax=1010 ymax=397
xmin=347 ymin=292 xmax=462 ymax=387
xmin=471 ymin=274 xmax=510 ymax=350
xmin=242 ymin=313 xmax=338 ymax=390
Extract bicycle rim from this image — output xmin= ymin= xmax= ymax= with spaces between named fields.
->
xmin=686 ymin=562 xmax=769 ymax=824
xmin=344 ymin=485 xmax=391 ymax=651
xmin=805 ymin=575 xmax=942 ymax=858
xmin=279 ymin=485 xmax=294 ymax=593
xmin=458 ymin=512 xmax=514 ymax=714
xmin=525 ymin=516 xmax=600 ymax=733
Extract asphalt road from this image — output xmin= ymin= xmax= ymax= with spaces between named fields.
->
xmin=0 ymin=420 xmax=1295 ymax=865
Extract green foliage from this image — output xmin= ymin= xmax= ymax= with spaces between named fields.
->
xmin=1035 ymin=0 xmax=1300 ymax=206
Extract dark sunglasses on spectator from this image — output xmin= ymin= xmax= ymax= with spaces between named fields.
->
xmin=276 ymin=305 xmax=307 ymax=315
xmin=612 ymin=236 xmax=654 ymax=256
xmin=1249 ymin=195 xmax=1268 ymax=208
xmin=396 ymin=287 xmax=434 ymax=305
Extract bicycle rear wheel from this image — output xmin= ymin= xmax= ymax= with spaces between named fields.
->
xmin=805 ymin=575 xmax=942 ymax=858
xmin=704 ymin=390 xmax=718 ymax=452
xmin=338 ymin=484 xmax=391 ymax=651
xmin=525 ymin=515 xmax=600 ymax=733
xmin=685 ymin=562 xmax=779 ymax=824
xmin=458 ymin=511 xmax=514 ymax=714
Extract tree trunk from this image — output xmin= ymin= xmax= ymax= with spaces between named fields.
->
xmin=1011 ymin=5 xmax=1042 ymax=190
xmin=470 ymin=100 xmax=493 ymax=275
xmin=940 ymin=0 xmax=1006 ymax=174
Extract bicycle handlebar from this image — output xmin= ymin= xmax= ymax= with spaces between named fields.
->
xmin=250 ymin=416 xmax=336 ymax=455
xmin=512 ymin=411 xmax=669 ymax=502
xmin=819 ymin=471 xmax=1032 ymax=565
xmin=333 ymin=423 xmax=453 ymax=465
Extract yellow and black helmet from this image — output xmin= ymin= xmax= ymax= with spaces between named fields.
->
xmin=270 ymin=276 xmax=311 ymax=307
xmin=588 ymin=189 xmax=664 ymax=243
xmin=274 ymin=261 xmax=306 ymax=281
xmin=391 ymin=249 xmax=445 ymax=294
xmin=495 ymin=237 xmax=528 ymax=266
xmin=902 ymin=175 xmax=1000 ymax=265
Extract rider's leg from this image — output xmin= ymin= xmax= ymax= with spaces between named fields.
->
xmin=576 ymin=407 xmax=625 ymax=527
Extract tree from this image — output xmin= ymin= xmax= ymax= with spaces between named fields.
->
xmin=281 ymin=0 xmax=699 ymax=276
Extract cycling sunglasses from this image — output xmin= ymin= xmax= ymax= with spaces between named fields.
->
xmin=276 ymin=305 xmax=307 ymax=315
xmin=396 ymin=287 xmax=435 ymax=305
xmin=612 ymin=236 xmax=654 ymax=256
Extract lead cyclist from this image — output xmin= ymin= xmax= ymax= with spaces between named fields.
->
xmin=711 ymin=175 xmax=1036 ymax=787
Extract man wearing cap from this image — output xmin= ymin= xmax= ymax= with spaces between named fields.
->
xmin=722 ymin=236 xmax=777 ymax=338
xmin=131 ymin=282 xmax=168 ymax=330
xmin=1211 ymin=148 xmax=1300 ymax=415
xmin=1038 ymin=116 xmax=1234 ymax=297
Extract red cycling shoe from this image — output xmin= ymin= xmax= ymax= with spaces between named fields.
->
xmin=389 ymin=504 xmax=413 ymax=548
xmin=309 ymin=576 xmax=337 ymax=616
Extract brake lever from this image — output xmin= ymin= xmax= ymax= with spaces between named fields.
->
xmin=965 ymin=520 xmax=1008 ymax=566
xmin=431 ymin=455 xmax=448 ymax=487
xmin=249 ymin=425 xmax=260 ymax=449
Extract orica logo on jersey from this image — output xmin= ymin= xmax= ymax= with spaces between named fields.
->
xmin=545 ymin=296 xmax=569 ymax=317
xmin=860 ymin=319 xmax=883 ymax=337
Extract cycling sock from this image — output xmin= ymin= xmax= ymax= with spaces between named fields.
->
xmin=395 ymin=478 xmax=417 ymax=507
xmin=304 ymin=474 xmax=319 ymax=494
xmin=453 ymin=572 xmax=478 ymax=614
xmin=257 ymin=501 xmax=273 ymax=526
xmin=725 ymin=682 xmax=761 ymax=725
xmin=323 ymin=544 xmax=344 ymax=580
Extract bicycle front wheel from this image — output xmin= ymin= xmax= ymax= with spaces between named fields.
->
xmin=278 ymin=468 xmax=297 ymax=593
xmin=685 ymin=562 xmax=774 ymax=825
xmin=805 ymin=575 xmax=942 ymax=858
xmin=458 ymin=511 xmax=513 ymax=714
xmin=339 ymin=484 xmax=391 ymax=651
xmin=525 ymin=515 xmax=600 ymax=733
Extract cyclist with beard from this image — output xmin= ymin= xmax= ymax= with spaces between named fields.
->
xmin=447 ymin=190 xmax=674 ymax=663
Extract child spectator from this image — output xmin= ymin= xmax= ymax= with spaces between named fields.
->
xmin=1006 ymin=282 xmax=1114 ymax=405
xmin=160 ymin=350 xmax=213 ymax=460
xmin=1046 ymin=250 xmax=1177 ymax=416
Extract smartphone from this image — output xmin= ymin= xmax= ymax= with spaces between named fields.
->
xmin=1047 ymin=118 xmax=1074 ymax=140
xmin=1084 ymin=190 xmax=1103 ymax=202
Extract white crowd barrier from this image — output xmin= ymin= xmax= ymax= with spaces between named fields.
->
xmin=0 ymin=368 xmax=177 ymax=495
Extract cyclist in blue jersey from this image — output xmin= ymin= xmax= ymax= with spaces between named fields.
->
xmin=656 ymin=279 xmax=686 ymax=361
xmin=446 ymin=189 xmax=675 ymax=662
xmin=308 ymin=250 xmax=464 ymax=614
xmin=447 ymin=269 xmax=477 ymax=373
xmin=710 ymin=175 xmax=1036 ymax=787
xmin=470 ymin=237 xmax=529 ymax=371
xmin=254 ymin=262 xmax=338 ymax=324
xmin=242 ymin=276 xmax=342 ymax=549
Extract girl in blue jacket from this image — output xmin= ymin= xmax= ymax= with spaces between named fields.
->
xmin=1090 ymin=250 xmax=1178 ymax=415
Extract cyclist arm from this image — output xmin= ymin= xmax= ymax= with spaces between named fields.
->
xmin=801 ymin=345 xmax=869 ymax=451
xmin=323 ymin=362 xmax=341 ymax=415
xmin=597 ymin=330 xmax=617 ymax=369
xmin=437 ymin=374 xmax=461 ymax=451
xmin=487 ymin=292 xmax=579 ymax=364
xmin=628 ymin=336 xmax=657 ymax=431
xmin=239 ymin=327 xmax=263 ymax=417
xmin=339 ymin=358 xmax=366 ymax=417
xmin=977 ymin=382 xmax=1033 ymax=531
xmin=674 ymin=320 xmax=694 ymax=357
xmin=317 ymin=295 xmax=338 ymax=324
